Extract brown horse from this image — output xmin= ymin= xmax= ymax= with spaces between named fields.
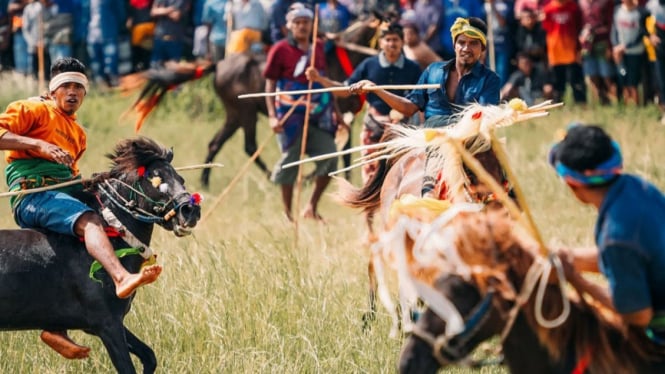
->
xmin=122 ymin=16 xmax=385 ymax=187
xmin=397 ymin=209 xmax=665 ymax=373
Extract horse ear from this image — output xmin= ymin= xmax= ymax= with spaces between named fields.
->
xmin=167 ymin=147 xmax=174 ymax=163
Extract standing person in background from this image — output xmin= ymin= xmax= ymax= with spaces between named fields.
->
xmin=201 ymin=0 xmax=227 ymax=63
xmin=71 ymin=0 xmax=90 ymax=67
xmin=269 ymin=0 xmax=295 ymax=44
xmin=191 ymin=0 xmax=208 ymax=61
xmin=263 ymin=3 xmax=338 ymax=222
xmin=579 ymin=0 xmax=616 ymax=106
xmin=306 ymin=22 xmax=422 ymax=182
xmin=401 ymin=20 xmax=442 ymax=70
xmin=487 ymin=0 xmax=516 ymax=85
xmin=647 ymin=0 xmax=665 ymax=123
xmin=411 ymin=0 xmax=445 ymax=58
xmin=542 ymin=0 xmax=586 ymax=104
xmin=611 ymin=0 xmax=649 ymax=106
xmin=45 ymin=0 xmax=75 ymax=61
xmin=318 ymin=0 xmax=350 ymax=35
xmin=87 ymin=0 xmax=126 ymax=88
xmin=128 ymin=0 xmax=154 ymax=72
xmin=226 ymin=0 xmax=268 ymax=54
xmin=8 ymin=0 xmax=31 ymax=77
xmin=21 ymin=0 xmax=45 ymax=79
xmin=0 ymin=0 xmax=12 ymax=70
xmin=514 ymin=8 xmax=547 ymax=72
xmin=348 ymin=17 xmax=500 ymax=198
xmin=150 ymin=0 xmax=188 ymax=67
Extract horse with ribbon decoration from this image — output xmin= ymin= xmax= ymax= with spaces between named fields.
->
xmin=0 ymin=137 xmax=201 ymax=374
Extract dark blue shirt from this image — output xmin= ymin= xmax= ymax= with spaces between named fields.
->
xmin=596 ymin=174 xmax=665 ymax=314
xmin=347 ymin=53 xmax=422 ymax=116
xmin=406 ymin=59 xmax=500 ymax=126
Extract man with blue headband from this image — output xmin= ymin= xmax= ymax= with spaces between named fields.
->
xmin=552 ymin=124 xmax=665 ymax=345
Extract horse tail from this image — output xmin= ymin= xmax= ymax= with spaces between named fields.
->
xmin=119 ymin=61 xmax=217 ymax=132
xmin=335 ymin=156 xmax=390 ymax=215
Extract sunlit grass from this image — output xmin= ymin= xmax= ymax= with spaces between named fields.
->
xmin=1 ymin=75 xmax=664 ymax=373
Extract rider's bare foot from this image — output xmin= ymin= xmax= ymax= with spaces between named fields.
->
xmin=116 ymin=265 xmax=162 ymax=299
xmin=302 ymin=206 xmax=326 ymax=223
xmin=40 ymin=330 xmax=90 ymax=359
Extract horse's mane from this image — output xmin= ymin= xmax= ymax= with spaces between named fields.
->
xmin=445 ymin=211 xmax=665 ymax=373
xmin=104 ymin=137 xmax=173 ymax=183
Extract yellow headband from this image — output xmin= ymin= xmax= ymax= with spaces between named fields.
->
xmin=450 ymin=18 xmax=486 ymax=47
xmin=49 ymin=72 xmax=89 ymax=93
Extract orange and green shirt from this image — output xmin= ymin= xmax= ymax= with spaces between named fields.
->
xmin=0 ymin=99 xmax=87 ymax=176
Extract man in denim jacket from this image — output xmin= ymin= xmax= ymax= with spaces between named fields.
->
xmin=350 ymin=17 xmax=500 ymax=198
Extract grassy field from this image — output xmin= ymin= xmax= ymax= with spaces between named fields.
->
xmin=1 ymin=74 xmax=664 ymax=373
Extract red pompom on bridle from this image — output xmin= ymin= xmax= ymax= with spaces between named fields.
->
xmin=189 ymin=193 xmax=202 ymax=205
xmin=137 ymin=166 xmax=146 ymax=177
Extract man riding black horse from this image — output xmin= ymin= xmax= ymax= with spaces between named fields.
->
xmin=0 ymin=58 xmax=162 ymax=359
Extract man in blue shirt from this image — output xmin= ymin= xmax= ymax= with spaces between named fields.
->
xmin=553 ymin=124 xmax=665 ymax=344
xmin=307 ymin=22 xmax=421 ymax=182
xmin=349 ymin=17 xmax=500 ymax=197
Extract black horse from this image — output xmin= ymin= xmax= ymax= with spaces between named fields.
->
xmin=123 ymin=16 xmax=384 ymax=187
xmin=0 ymin=137 xmax=201 ymax=373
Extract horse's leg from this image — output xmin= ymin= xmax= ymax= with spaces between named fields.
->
xmin=241 ymin=109 xmax=270 ymax=178
xmin=201 ymin=112 xmax=242 ymax=187
xmin=362 ymin=256 xmax=378 ymax=331
xmin=97 ymin=323 xmax=136 ymax=374
xmin=125 ymin=327 xmax=157 ymax=374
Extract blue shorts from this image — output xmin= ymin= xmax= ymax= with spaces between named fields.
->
xmin=582 ymin=56 xmax=614 ymax=78
xmin=14 ymin=191 xmax=94 ymax=236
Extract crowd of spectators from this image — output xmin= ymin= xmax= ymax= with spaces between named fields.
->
xmin=1 ymin=0 xmax=664 ymax=115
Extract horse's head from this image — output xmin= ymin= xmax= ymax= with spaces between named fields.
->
xmin=395 ymin=210 xmax=540 ymax=373
xmin=399 ymin=273 xmax=508 ymax=373
xmin=102 ymin=137 xmax=201 ymax=236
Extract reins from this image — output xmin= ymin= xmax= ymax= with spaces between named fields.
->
xmin=411 ymin=290 xmax=496 ymax=366
xmin=96 ymin=178 xmax=181 ymax=224
xmin=499 ymin=253 xmax=571 ymax=342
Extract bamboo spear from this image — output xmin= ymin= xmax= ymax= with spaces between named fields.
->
xmin=444 ymin=135 xmax=548 ymax=255
xmin=0 ymin=163 xmax=225 ymax=199
xmin=200 ymin=96 xmax=305 ymax=223
xmin=238 ymin=83 xmax=440 ymax=99
xmin=293 ymin=4 xmax=320 ymax=247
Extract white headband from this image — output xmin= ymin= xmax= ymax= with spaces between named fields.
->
xmin=49 ymin=72 xmax=89 ymax=93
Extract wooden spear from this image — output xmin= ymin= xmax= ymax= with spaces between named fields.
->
xmin=444 ymin=135 xmax=548 ymax=255
xmin=238 ymin=83 xmax=440 ymax=99
xmin=200 ymin=97 xmax=305 ymax=223
xmin=293 ymin=4 xmax=320 ymax=247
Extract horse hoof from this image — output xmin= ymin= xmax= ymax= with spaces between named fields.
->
xmin=361 ymin=311 xmax=376 ymax=332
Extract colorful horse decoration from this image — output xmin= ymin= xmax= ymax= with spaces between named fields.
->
xmin=284 ymin=98 xmax=563 ymax=336
xmin=395 ymin=208 xmax=665 ymax=373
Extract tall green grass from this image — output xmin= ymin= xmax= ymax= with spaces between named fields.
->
xmin=1 ymin=76 xmax=664 ymax=373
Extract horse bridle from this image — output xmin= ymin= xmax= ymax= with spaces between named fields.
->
xmin=410 ymin=289 xmax=497 ymax=366
xmin=410 ymin=217 xmax=571 ymax=366
xmin=96 ymin=178 xmax=189 ymax=225
xmin=409 ymin=218 xmax=507 ymax=366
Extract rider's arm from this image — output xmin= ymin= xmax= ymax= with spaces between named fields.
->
xmin=366 ymin=85 xmax=419 ymax=117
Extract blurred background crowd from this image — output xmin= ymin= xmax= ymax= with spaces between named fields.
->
xmin=1 ymin=0 xmax=665 ymax=115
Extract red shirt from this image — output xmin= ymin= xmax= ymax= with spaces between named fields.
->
xmin=542 ymin=0 xmax=582 ymax=65
xmin=263 ymin=37 xmax=327 ymax=83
